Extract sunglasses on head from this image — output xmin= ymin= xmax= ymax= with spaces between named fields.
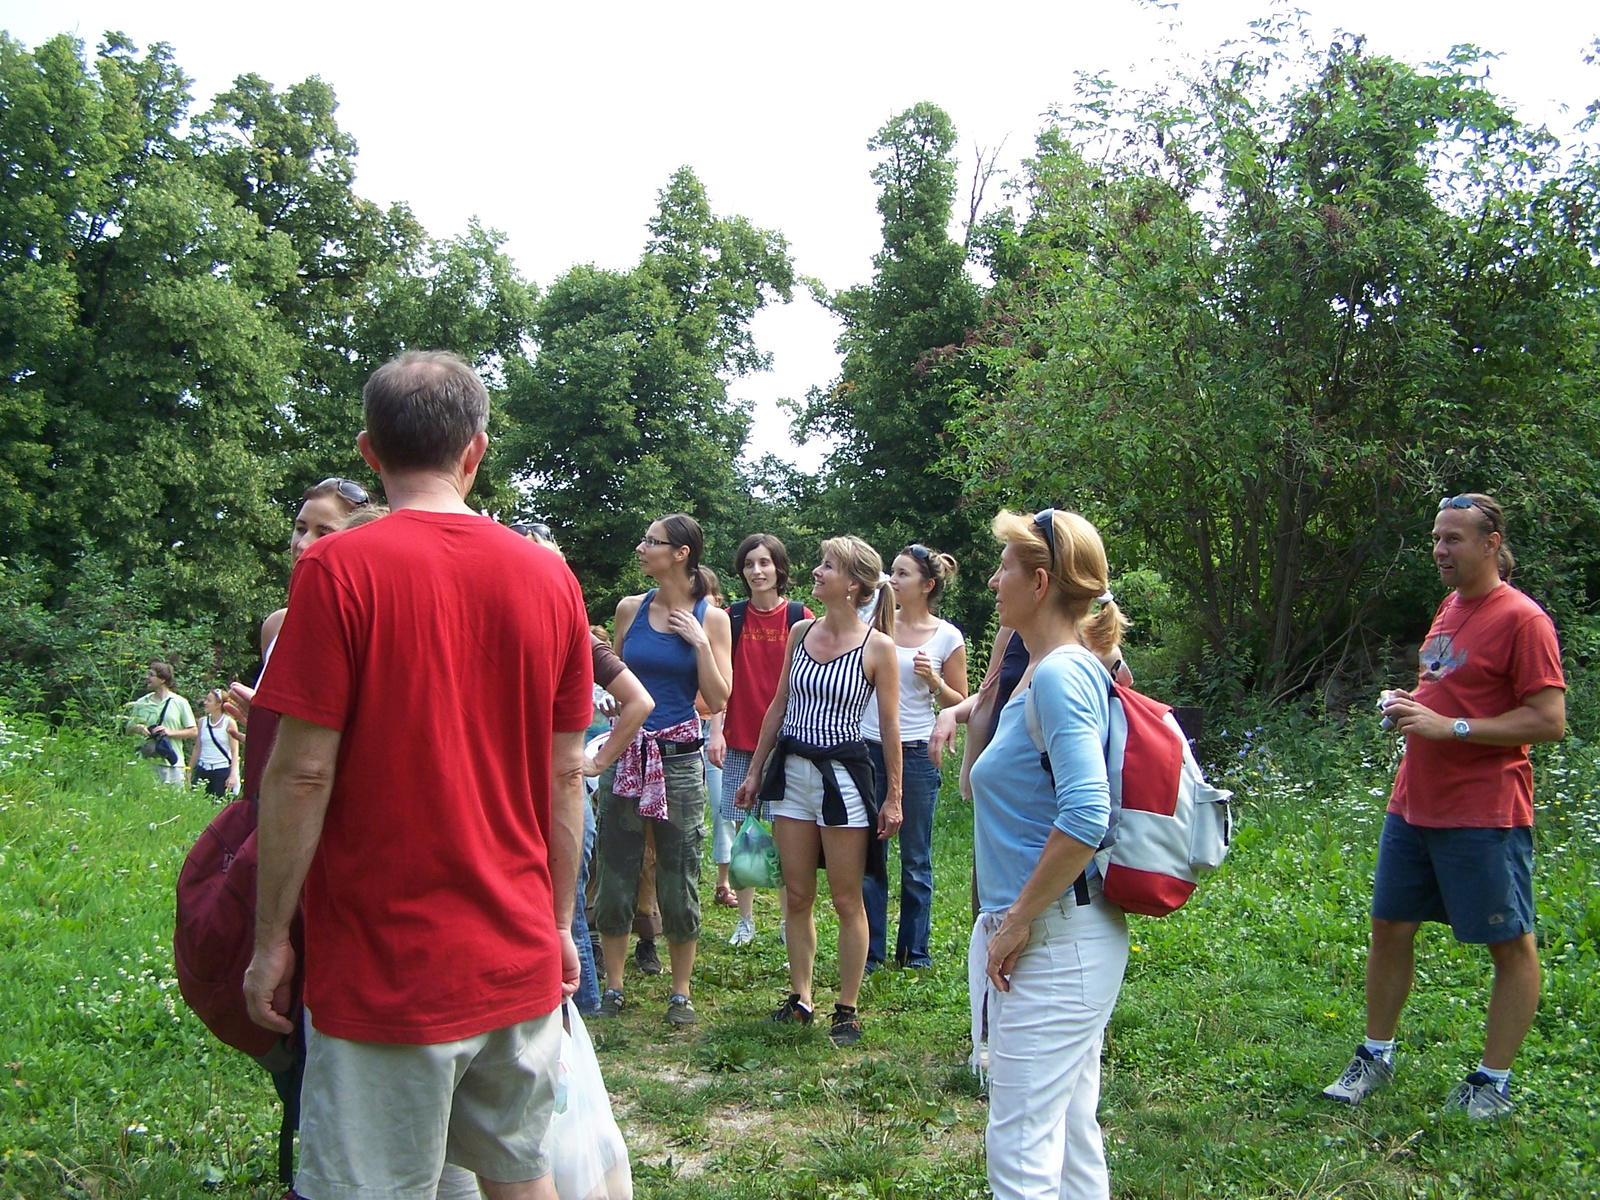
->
xmin=316 ymin=477 xmax=371 ymax=507
xmin=1033 ymin=509 xmax=1058 ymax=572
xmin=1438 ymin=495 xmax=1497 ymax=528
xmin=511 ymin=521 xmax=554 ymax=541
xmin=907 ymin=543 xmax=931 ymax=563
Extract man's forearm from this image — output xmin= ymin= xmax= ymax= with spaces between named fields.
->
xmin=255 ymin=759 xmax=334 ymax=948
xmin=548 ymin=777 xmax=583 ymax=928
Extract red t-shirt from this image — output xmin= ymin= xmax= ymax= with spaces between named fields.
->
xmin=723 ymin=600 xmax=812 ymax=751
xmin=254 ymin=510 xmax=592 ymax=1043
xmin=1388 ymin=583 xmax=1564 ymax=829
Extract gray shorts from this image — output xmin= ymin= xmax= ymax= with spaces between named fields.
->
xmin=594 ymin=754 xmax=705 ymax=943
xmin=296 ymin=1006 xmax=562 ymax=1200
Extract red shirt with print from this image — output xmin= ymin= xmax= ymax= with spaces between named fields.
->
xmin=723 ymin=600 xmax=813 ymax=751
xmin=255 ymin=510 xmax=592 ymax=1044
xmin=1388 ymin=583 xmax=1564 ymax=829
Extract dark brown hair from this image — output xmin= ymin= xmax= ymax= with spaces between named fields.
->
xmin=362 ymin=350 xmax=488 ymax=471
xmin=657 ymin=513 xmax=712 ymax=601
xmin=900 ymin=543 xmax=959 ymax=610
xmin=733 ymin=533 xmax=793 ymax=595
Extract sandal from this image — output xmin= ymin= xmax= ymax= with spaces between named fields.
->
xmin=714 ymin=883 xmax=738 ymax=908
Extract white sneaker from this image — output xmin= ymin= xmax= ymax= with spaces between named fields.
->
xmin=1322 ymin=1045 xmax=1394 ymax=1105
xmin=728 ymin=917 xmax=755 ymax=947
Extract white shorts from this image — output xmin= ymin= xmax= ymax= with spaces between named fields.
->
xmin=771 ymin=755 xmax=869 ymax=829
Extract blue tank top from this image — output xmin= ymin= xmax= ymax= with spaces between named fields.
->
xmin=622 ymin=590 xmax=709 ymax=730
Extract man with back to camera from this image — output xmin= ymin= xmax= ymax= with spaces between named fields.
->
xmin=1323 ymin=493 xmax=1565 ymax=1121
xmin=244 ymin=351 xmax=592 ymax=1200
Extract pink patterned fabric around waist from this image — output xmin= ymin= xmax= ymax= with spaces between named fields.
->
xmin=612 ymin=715 xmax=702 ymax=820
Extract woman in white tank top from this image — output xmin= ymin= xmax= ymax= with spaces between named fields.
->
xmin=861 ymin=544 xmax=968 ymax=970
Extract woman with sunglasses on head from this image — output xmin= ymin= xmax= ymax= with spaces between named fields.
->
xmin=592 ymin=513 xmax=732 ymax=1027
xmin=226 ymin=477 xmax=372 ymax=786
xmin=734 ymin=536 xmax=902 ymax=1047
xmin=969 ymin=508 xmax=1131 ymax=1200
xmin=861 ymin=544 xmax=967 ymax=972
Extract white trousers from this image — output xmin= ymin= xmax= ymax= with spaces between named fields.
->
xmin=970 ymin=890 xmax=1129 ymax=1200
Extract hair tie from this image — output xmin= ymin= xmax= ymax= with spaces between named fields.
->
xmin=1098 ymin=590 xmax=1114 ymax=605
xmin=878 ymin=572 xmax=892 ymax=585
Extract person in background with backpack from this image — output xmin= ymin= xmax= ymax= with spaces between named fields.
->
xmin=189 ymin=688 xmax=241 ymax=798
xmin=708 ymin=533 xmax=811 ymax=946
xmin=126 ymin=661 xmax=197 ymax=786
xmin=862 ymin=544 xmax=967 ymax=972
xmin=968 ymin=508 xmax=1130 ymax=1200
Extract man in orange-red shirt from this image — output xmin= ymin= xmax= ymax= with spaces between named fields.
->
xmin=1323 ymin=494 xmax=1565 ymax=1121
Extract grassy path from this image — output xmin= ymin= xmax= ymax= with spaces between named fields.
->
xmin=2 ymin=714 xmax=1597 ymax=1198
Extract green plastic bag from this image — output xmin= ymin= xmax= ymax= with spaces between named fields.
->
xmin=728 ymin=812 xmax=783 ymax=890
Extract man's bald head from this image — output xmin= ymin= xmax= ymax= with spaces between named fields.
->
xmin=362 ymin=350 xmax=489 ymax=471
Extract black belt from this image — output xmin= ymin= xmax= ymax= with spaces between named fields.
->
xmin=657 ymin=738 xmax=704 ymax=757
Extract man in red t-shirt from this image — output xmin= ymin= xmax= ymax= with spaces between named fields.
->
xmin=1324 ymin=494 xmax=1565 ymax=1122
xmin=245 ymin=351 xmax=592 ymax=1200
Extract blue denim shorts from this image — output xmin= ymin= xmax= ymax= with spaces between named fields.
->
xmin=1371 ymin=813 xmax=1534 ymax=944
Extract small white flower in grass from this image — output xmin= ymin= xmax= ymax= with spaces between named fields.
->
xmin=126 ymin=1122 xmax=148 ymax=1136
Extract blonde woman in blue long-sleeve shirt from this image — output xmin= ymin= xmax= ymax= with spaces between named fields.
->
xmin=968 ymin=508 xmax=1131 ymax=1200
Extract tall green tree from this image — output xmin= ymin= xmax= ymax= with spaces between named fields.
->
xmin=497 ymin=167 xmax=793 ymax=616
xmin=951 ymin=24 xmax=1600 ymax=697
xmin=797 ymin=103 xmax=989 ymax=632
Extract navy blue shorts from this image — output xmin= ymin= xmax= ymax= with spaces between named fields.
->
xmin=1371 ymin=813 xmax=1534 ymax=944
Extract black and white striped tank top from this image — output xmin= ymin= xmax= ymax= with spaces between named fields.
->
xmin=781 ymin=622 xmax=875 ymax=746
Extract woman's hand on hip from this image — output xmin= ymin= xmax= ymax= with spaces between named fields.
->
xmin=986 ymin=917 xmax=1031 ymax=993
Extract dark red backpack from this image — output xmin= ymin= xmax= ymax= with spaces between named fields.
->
xmin=173 ymin=706 xmax=305 ymax=1187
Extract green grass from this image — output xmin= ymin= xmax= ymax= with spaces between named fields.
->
xmin=2 ymin=707 xmax=1598 ymax=1199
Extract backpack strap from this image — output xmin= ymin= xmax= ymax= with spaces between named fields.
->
xmin=786 ymin=600 xmax=804 ymax=628
xmin=729 ymin=599 xmax=750 ymax=651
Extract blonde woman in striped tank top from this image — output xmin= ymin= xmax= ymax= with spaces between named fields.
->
xmin=735 ymin=536 xmax=902 ymax=1046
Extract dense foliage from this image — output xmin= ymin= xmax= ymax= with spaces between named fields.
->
xmin=946 ymin=23 xmax=1600 ymax=697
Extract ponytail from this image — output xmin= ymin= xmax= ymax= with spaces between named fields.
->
xmin=868 ymin=580 xmax=896 ymax=636
xmin=692 ymin=565 xmax=715 ymax=602
xmin=1080 ymin=599 xmax=1130 ymax=660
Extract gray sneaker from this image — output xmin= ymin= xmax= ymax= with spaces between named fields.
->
xmin=665 ymin=993 xmax=697 ymax=1026
xmin=1445 ymin=1072 xmax=1514 ymax=1121
xmin=596 ymin=989 xmax=625 ymax=1019
xmin=1322 ymin=1045 xmax=1393 ymax=1104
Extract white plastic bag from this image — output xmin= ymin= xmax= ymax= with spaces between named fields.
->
xmin=550 ymin=1003 xmax=632 ymax=1200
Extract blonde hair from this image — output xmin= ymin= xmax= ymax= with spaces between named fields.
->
xmin=339 ymin=504 xmax=391 ymax=530
xmin=819 ymin=535 xmax=895 ymax=637
xmin=991 ymin=509 xmax=1129 ymax=659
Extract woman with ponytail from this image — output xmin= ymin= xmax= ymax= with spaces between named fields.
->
xmin=969 ymin=508 xmax=1131 ymax=1200
xmin=592 ymin=513 xmax=732 ymax=1028
xmin=735 ymin=535 xmax=901 ymax=1047
xmin=862 ymin=544 xmax=968 ymax=971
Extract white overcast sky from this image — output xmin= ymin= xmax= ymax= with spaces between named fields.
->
xmin=4 ymin=0 xmax=1596 ymax=470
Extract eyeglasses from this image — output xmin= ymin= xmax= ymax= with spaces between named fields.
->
xmin=641 ymin=536 xmax=674 ymax=548
xmin=316 ymin=477 xmax=371 ymax=507
xmin=1033 ymin=509 xmax=1058 ymax=572
xmin=1438 ymin=495 xmax=1498 ymax=529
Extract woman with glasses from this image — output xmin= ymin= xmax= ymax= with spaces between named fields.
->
xmin=734 ymin=535 xmax=902 ymax=1047
xmin=592 ymin=513 xmax=732 ymax=1027
xmin=969 ymin=508 xmax=1131 ymax=1200
xmin=862 ymin=544 xmax=967 ymax=971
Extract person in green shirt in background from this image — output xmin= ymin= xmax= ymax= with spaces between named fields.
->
xmin=125 ymin=660 xmax=197 ymax=786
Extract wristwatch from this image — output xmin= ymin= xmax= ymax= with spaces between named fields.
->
xmin=1452 ymin=719 xmax=1471 ymax=740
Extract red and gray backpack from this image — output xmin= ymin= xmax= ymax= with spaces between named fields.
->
xmin=1025 ymin=644 xmax=1231 ymax=917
